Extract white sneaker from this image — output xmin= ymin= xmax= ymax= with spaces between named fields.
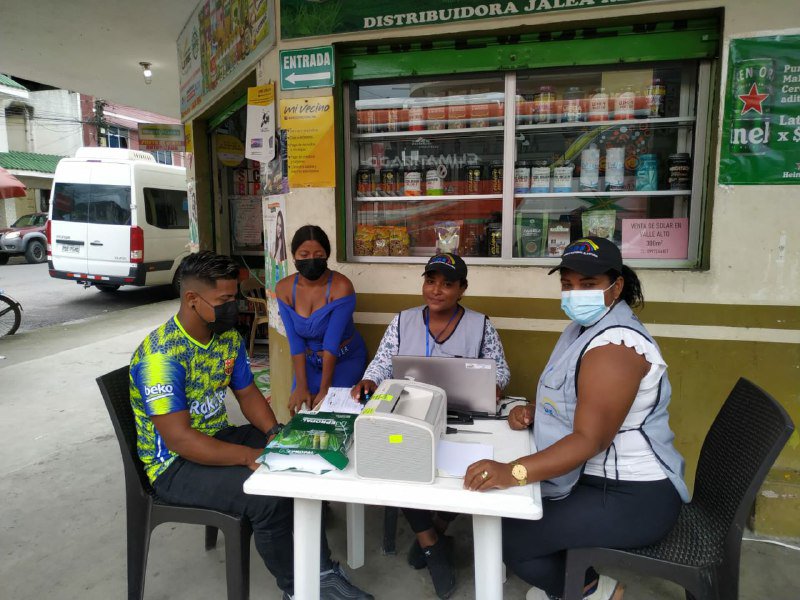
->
xmin=525 ymin=575 xmax=619 ymax=600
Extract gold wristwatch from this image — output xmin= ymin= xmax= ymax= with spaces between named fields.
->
xmin=510 ymin=461 xmax=528 ymax=486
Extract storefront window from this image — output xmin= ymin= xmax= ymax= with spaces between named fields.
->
xmin=345 ymin=60 xmax=711 ymax=267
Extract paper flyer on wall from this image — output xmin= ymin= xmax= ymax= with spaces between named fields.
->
xmin=245 ymin=83 xmax=276 ymax=163
xmin=263 ymin=194 xmax=288 ymax=294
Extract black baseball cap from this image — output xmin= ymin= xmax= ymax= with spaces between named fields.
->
xmin=548 ymin=237 xmax=622 ymax=276
xmin=423 ymin=253 xmax=468 ymax=281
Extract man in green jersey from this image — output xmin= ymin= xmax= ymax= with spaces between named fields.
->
xmin=130 ymin=251 xmax=371 ymax=600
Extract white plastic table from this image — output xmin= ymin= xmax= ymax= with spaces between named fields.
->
xmin=244 ymin=419 xmax=542 ymax=600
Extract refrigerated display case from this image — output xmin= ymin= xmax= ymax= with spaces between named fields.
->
xmin=344 ymin=58 xmax=712 ymax=268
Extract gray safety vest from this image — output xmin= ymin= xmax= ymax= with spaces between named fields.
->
xmin=534 ymin=301 xmax=690 ymax=502
xmin=397 ymin=305 xmax=486 ymax=358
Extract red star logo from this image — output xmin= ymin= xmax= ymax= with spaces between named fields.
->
xmin=738 ymin=83 xmax=769 ymax=116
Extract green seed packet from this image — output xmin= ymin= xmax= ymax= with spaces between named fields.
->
xmin=257 ymin=412 xmax=357 ymax=473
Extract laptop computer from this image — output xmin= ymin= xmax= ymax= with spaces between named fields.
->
xmin=391 ymin=355 xmax=497 ymax=414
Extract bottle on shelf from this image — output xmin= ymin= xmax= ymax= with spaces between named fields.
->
xmin=514 ymin=160 xmax=532 ymax=194
xmin=589 ymin=87 xmax=609 ymax=122
xmin=466 ymin=161 xmax=484 ymax=194
xmin=532 ymin=85 xmax=557 ymax=124
xmin=425 ymin=164 xmax=445 ymax=196
xmin=579 ymin=146 xmax=600 ymax=192
xmin=646 ymin=78 xmax=666 ymax=118
xmin=668 ymin=153 xmax=691 ymax=190
xmin=562 ymin=87 xmax=585 ymax=123
xmin=614 ymin=85 xmax=637 ymax=120
xmin=605 ymin=147 xmax=626 ymax=191
xmin=407 ymin=99 xmax=426 ymax=131
xmin=357 ymin=164 xmax=376 ymax=196
xmin=531 ymin=160 xmax=551 ymax=192
xmin=553 ymin=162 xmax=575 ymax=193
xmin=489 ymin=160 xmax=504 ymax=194
xmin=403 ymin=162 xmax=423 ymax=196
xmin=635 ymin=154 xmax=659 ymax=191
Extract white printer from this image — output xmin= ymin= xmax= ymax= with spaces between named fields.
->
xmin=354 ymin=379 xmax=446 ymax=484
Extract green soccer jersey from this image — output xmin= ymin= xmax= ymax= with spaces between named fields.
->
xmin=129 ymin=316 xmax=254 ymax=483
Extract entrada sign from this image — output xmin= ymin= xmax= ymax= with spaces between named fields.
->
xmin=281 ymin=0 xmax=655 ymax=39
xmin=280 ymin=46 xmax=335 ymax=91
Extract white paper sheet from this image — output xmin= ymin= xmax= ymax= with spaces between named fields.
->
xmin=316 ymin=387 xmax=364 ymax=414
xmin=436 ymin=440 xmax=494 ymax=478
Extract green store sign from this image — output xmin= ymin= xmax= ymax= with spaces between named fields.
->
xmin=719 ymin=35 xmax=800 ymax=185
xmin=281 ymin=0 xmax=654 ymax=39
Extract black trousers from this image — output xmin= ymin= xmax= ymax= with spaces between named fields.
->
xmin=402 ymin=508 xmax=458 ymax=535
xmin=502 ymin=475 xmax=681 ymax=598
xmin=152 ymin=425 xmax=333 ymax=595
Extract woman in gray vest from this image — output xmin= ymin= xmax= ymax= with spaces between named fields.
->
xmin=351 ymin=253 xmax=510 ymax=599
xmin=464 ymin=237 xmax=687 ymax=600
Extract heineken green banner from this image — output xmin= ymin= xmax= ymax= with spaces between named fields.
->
xmin=281 ymin=0 xmax=653 ymax=39
xmin=719 ymin=34 xmax=800 ymax=185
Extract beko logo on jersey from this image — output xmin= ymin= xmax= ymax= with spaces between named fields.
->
xmin=145 ymin=383 xmax=174 ymax=397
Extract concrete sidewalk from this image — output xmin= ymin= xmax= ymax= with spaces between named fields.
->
xmin=0 ymin=300 xmax=796 ymax=600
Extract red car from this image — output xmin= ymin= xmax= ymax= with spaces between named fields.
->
xmin=0 ymin=212 xmax=48 ymax=264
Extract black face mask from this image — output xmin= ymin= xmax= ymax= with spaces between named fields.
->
xmin=295 ymin=258 xmax=328 ymax=281
xmin=196 ymin=296 xmax=239 ymax=334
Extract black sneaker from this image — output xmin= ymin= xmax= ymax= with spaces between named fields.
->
xmin=407 ymin=539 xmax=426 ymax=569
xmin=319 ymin=563 xmax=374 ymax=600
xmin=423 ymin=537 xmax=456 ymax=599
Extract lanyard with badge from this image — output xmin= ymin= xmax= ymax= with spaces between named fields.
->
xmin=424 ymin=305 xmax=460 ymax=357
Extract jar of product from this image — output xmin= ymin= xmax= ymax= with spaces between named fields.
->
xmin=552 ymin=162 xmax=575 ymax=193
xmin=356 ymin=165 xmax=375 ymax=196
xmin=588 ymin=87 xmax=609 ymax=122
xmin=533 ymin=86 xmax=556 ymax=124
xmin=447 ymin=96 xmax=469 ymax=129
xmin=514 ymin=160 xmax=532 ymax=194
xmin=516 ymin=94 xmax=534 ymax=125
xmin=605 ymin=147 xmax=626 ymax=191
xmin=470 ymin=99 xmax=492 ymax=128
xmin=668 ymin=153 xmax=691 ymax=190
xmin=379 ymin=167 xmax=399 ymax=196
xmin=407 ymin=100 xmax=426 ymax=131
xmin=386 ymin=101 xmax=405 ymax=132
xmin=530 ymin=160 xmax=551 ymax=193
xmin=403 ymin=164 xmax=422 ymax=196
xmin=562 ymin=87 xmax=585 ymax=123
xmin=646 ymin=79 xmax=666 ymax=118
xmin=579 ymin=146 xmax=600 ymax=191
xmin=487 ymin=221 xmax=502 ymax=257
xmin=614 ymin=85 xmax=637 ymax=120
xmin=425 ymin=166 xmax=444 ymax=195
xmin=489 ymin=160 xmax=504 ymax=194
xmin=635 ymin=154 xmax=659 ymax=191
xmin=427 ymin=99 xmax=448 ymax=130
xmin=466 ymin=163 xmax=484 ymax=194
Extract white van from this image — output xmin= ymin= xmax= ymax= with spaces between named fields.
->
xmin=47 ymin=147 xmax=189 ymax=292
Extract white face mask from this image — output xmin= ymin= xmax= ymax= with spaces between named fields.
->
xmin=560 ymin=281 xmax=615 ymax=326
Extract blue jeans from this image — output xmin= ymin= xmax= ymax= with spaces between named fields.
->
xmin=152 ymin=424 xmax=333 ymax=595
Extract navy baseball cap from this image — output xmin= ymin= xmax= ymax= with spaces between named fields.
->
xmin=423 ymin=253 xmax=468 ymax=281
xmin=548 ymin=237 xmax=622 ymax=276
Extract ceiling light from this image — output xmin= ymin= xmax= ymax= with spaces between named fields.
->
xmin=139 ymin=62 xmax=153 ymax=85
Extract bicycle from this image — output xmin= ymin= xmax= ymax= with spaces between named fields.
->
xmin=0 ymin=289 xmax=22 ymax=337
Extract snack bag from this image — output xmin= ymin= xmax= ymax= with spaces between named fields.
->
xmin=354 ymin=225 xmax=375 ymax=256
xmin=389 ymin=226 xmax=410 ymax=256
xmin=257 ymin=412 xmax=357 ymax=473
xmin=434 ymin=221 xmax=461 ymax=254
xmin=372 ymin=226 xmax=391 ymax=256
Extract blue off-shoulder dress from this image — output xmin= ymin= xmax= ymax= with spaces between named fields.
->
xmin=277 ymin=272 xmax=367 ymax=394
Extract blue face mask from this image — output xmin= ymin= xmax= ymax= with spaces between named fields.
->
xmin=560 ymin=282 xmax=615 ymax=326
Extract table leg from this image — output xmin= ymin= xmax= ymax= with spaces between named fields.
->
xmin=345 ymin=503 xmax=365 ymax=569
xmin=294 ymin=498 xmax=321 ymax=600
xmin=472 ymin=514 xmax=503 ymax=600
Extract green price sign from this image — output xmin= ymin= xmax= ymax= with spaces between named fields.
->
xmin=719 ymin=35 xmax=800 ymax=185
xmin=280 ymin=46 xmax=335 ymax=91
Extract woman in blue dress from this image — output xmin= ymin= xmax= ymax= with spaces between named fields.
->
xmin=276 ymin=225 xmax=367 ymax=415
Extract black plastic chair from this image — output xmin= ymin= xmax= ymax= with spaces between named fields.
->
xmin=97 ymin=366 xmax=253 ymax=600
xmin=563 ymin=377 xmax=794 ymax=600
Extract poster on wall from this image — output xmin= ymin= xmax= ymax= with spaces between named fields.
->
xmin=230 ymin=195 xmax=264 ymax=254
xmin=621 ymin=218 xmax=689 ymax=259
xmin=280 ymin=0 xmax=655 ymax=39
xmin=263 ymin=129 xmax=289 ymax=195
xmin=178 ymin=0 xmax=276 ymax=120
xmin=719 ymin=33 xmax=800 ymax=185
xmin=263 ymin=194 xmax=288 ymax=293
xmin=245 ymin=83 xmax=276 ymax=162
xmin=186 ymin=180 xmax=200 ymax=253
xmin=279 ymin=97 xmax=335 ymax=188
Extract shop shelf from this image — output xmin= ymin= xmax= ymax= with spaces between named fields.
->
xmin=515 ymin=116 xmax=696 ymax=132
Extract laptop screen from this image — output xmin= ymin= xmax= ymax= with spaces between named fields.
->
xmin=391 ymin=355 xmax=496 ymax=413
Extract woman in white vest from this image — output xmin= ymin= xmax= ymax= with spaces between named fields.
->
xmin=352 ymin=253 xmax=510 ymax=600
xmin=464 ymin=237 xmax=687 ymax=600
